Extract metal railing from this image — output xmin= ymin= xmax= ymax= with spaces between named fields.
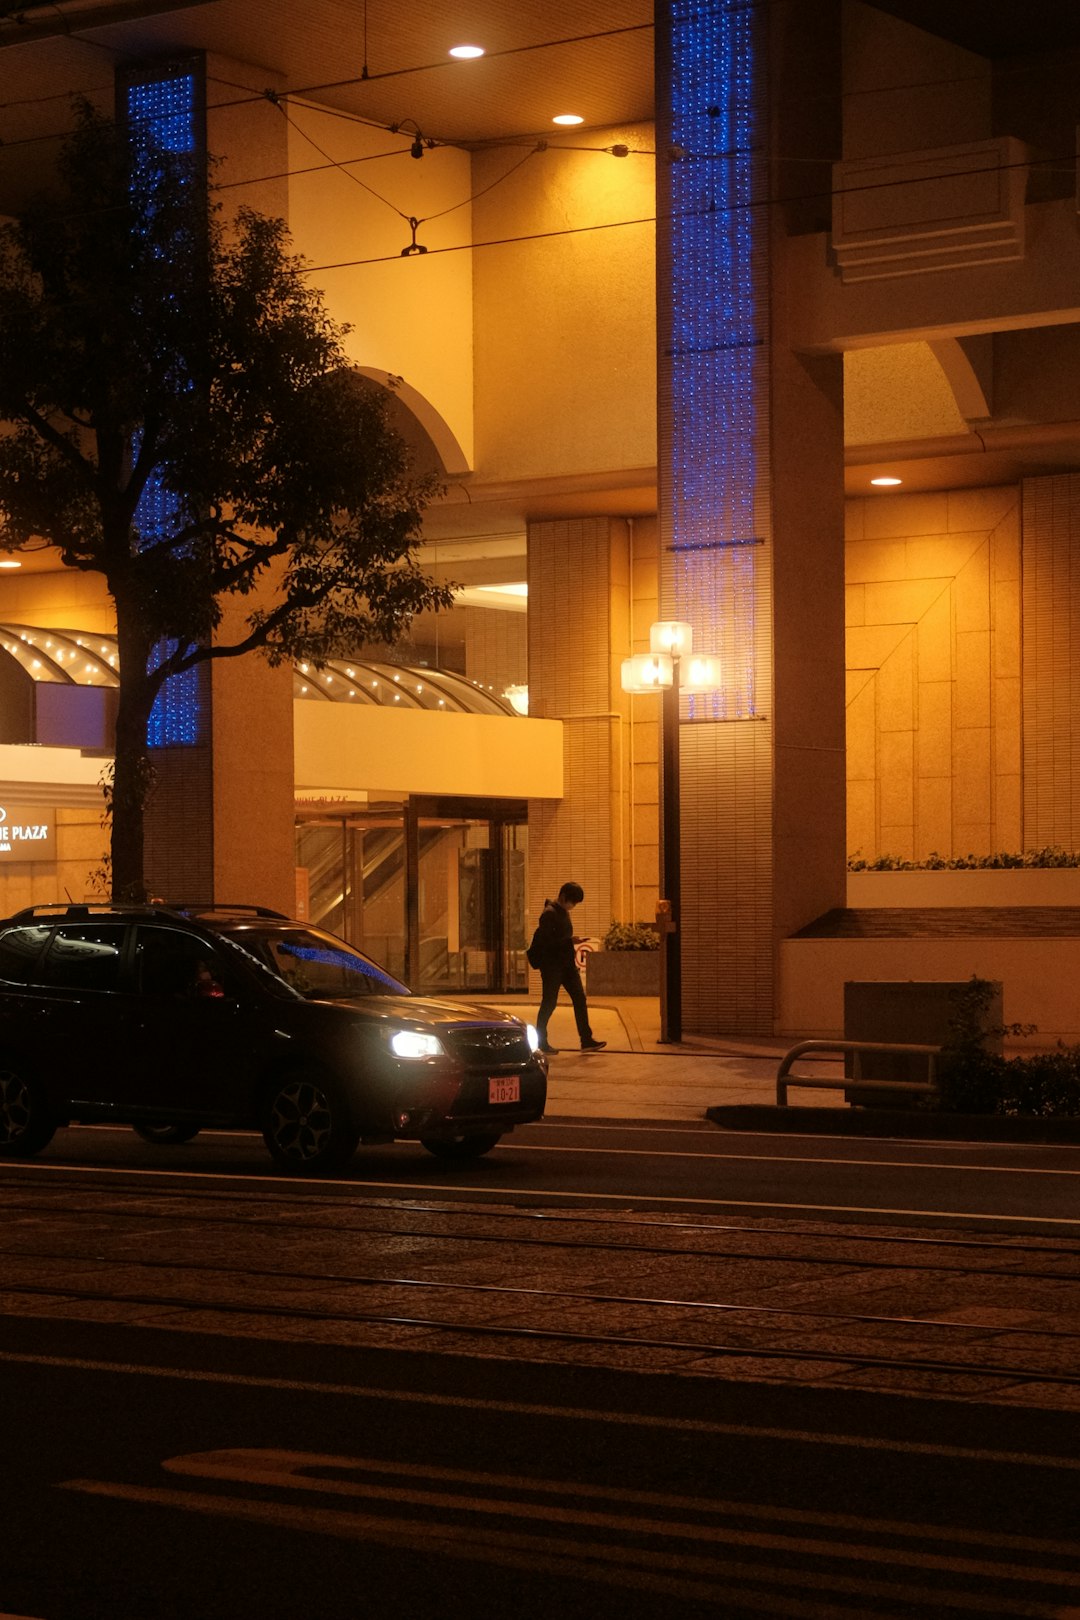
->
xmin=776 ymin=1040 xmax=942 ymax=1106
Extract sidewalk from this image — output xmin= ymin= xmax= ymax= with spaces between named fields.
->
xmin=486 ymin=995 xmax=847 ymax=1121
xmin=473 ymin=996 xmax=1080 ymax=1143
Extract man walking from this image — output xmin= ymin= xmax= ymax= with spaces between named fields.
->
xmin=531 ymin=881 xmax=606 ymax=1055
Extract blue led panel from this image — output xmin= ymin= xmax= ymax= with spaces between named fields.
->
xmin=663 ymin=1 xmax=763 ymax=720
xmin=124 ymin=68 xmax=205 ymax=748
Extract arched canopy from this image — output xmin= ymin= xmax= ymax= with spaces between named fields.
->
xmin=0 ymin=625 xmax=515 ymax=716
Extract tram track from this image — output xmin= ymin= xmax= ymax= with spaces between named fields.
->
xmin=1 ymin=1271 xmax=1079 ymax=1389
xmin=1 ymin=1171 xmax=1079 ymax=1397
xmin=1 ymin=1175 xmax=1079 ymax=1280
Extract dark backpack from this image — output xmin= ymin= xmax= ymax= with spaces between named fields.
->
xmin=526 ymin=925 xmax=544 ymax=969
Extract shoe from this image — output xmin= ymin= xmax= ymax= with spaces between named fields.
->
xmin=581 ymin=1040 xmax=607 ymax=1052
xmin=539 ymin=1043 xmax=559 ymax=1055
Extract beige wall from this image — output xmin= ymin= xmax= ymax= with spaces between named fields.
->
xmin=842 ymin=1 xmax=990 ymax=161
xmin=781 ymin=934 xmax=1080 ymax=1048
xmin=462 ymin=606 xmax=526 ymax=693
xmin=0 ymin=807 xmax=106 ymax=914
xmin=612 ymin=515 xmax=663 ymax=926
xmin=0 ymin=568 xmax=113 ymax=632
xmin=527 ymin=517 xmax=626 ymax=955
xmin=294 ymin=703 xmax=562 ymax=801
xmin=285 ymin=100 xmax=475 ymax=469
xmin=846 ymin=484 xmax=1022 ymax=862
xmin=472 ymin=128 xmax=656 ymax=486
xmin=844 ymin=343 xmax=967 ymax=445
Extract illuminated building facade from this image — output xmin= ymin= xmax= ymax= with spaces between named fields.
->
xmin=3 ymin=2 xmax=1080 ymax=1037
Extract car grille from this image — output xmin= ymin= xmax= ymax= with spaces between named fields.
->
xmin=442 ymin=1025 xmax=531 ymax=1068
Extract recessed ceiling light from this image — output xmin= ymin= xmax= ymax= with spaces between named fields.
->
xmin=0 ymin=559 xmax=21 ymax=569
xmin=449 ymin=43 xmax=484 ymax=59
xmin=552 ymin=113 xmax=584 ymax=126
xmin=870 ymin=476 xmax=902 ymax=486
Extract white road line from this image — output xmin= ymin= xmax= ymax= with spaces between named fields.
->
xmin=3 ymin=1349 xmax=1078 ymax=1470
xmin=502 ymin=1143 xmax=1080 ymax=1176
xmin=69 ymin=1127 xmax=1080 ymax=1179
xmin=2 ymin=1156 xmax=1079 ymax=1222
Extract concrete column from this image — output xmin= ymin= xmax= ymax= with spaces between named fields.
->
xmin=143 ymin=54 xmax=297 ymax=914
xmin=655 ymin=0 xmax=847 ymax=1034
xmin=526 ymin=516 xmax=630 ymax=952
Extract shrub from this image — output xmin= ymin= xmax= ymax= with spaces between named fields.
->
xmin=601 ymin=921 xmax=660 ymax=952
xmin=848 ymin=847 xmax=1080 ymax=872
xmin=934 ymin=978 xmax=1009 ymax=1114
xmin=931 ymin=977 xmax=1080 ymax=1117
xmin=1000 ymin=1048 xmax=1080 ymax=1118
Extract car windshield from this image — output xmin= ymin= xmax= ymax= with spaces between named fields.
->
xmin=230 ymin=926 xmax=409 ymax=1001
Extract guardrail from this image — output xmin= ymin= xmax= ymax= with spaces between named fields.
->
xmin=776 ymin=1040 xmax=942 ymax=1107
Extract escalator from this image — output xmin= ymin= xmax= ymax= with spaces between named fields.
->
xmin=295 ymin=807 xmax=528 ymax=993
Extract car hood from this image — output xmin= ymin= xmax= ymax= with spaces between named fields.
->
xmin=325 ymin=995 xmax=527 ymax=1029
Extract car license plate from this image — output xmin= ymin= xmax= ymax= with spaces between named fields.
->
xmin=489 ymin=1076 xmax=520 ymax=1104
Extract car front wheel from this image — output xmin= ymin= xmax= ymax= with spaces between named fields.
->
xmin=0 ymin=1063 xmax=56 ymax=1158
xmin=132 ymin=1123 xmax=201 ymax=1145
xmin=420 ymin=1132 xmax=502 ymax=1161
xmin=260 ymin=1073 xmax=360 ymax=1174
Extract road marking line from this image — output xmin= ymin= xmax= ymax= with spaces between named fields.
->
xmin=501 ymin=1143 xmax=1080 ymax=1177
xmin=57 ymin=1476 xmax=1074 ymax=1615
xmin=18 ymin=1139 xmax=1080 ymax=1179
xmin=162 ymin=1447 xmax=1080 ymax=1564
xmin=4 ymin=1349 xmax=1078 ymax=1471
xmin=2 ymin=1157 xmax=1079 ymax=1223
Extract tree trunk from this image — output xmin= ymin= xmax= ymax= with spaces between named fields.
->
xmin=111 ymin=604 xmax=157 ymax=903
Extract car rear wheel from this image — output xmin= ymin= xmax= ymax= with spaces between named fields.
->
xmin=0 ymin=1063 xmax=56 ymax=1158
xmin=131 ymin=1123 xmax=201 ymax=1145
xmin=260 ymin=1073 xmax=360 ymax=1174
xmin=420 ymin=1132 xmax=502 ymax=1161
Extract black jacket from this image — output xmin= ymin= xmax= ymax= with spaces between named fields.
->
xmin=532 ymin=899 xmax=576 ymax=972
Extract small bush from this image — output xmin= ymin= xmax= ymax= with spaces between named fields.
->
xmin=1000 ymin=1048 xmax=1080 ymax=1118
xmin=848 ymin=846 xmax=1080 ymax=872
xmin=602 ymin=920 xmax=660 ymax=952
xmin=931 ymin=977 xmax=1079 ymax=1117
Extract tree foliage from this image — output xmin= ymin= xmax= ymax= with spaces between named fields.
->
xmin=0 ymin=103 xmax=451 ymax=897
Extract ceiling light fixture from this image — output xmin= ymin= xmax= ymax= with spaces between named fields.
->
xmin=552 ymin=113 xmax=584 ymax=126
xmin=449 ymin=44 xmax=484 ymax=59
xmin=870 ymin=476 xmax=902 ymax=486
xmin=0 ymin=559 xmax=21 ymax=569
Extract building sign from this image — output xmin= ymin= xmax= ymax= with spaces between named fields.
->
xmin=0 ymin=806 xmax=56 ymax=861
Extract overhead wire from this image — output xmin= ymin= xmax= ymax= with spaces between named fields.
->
xmin=0 ymin=3 xmax=1075 ymax=268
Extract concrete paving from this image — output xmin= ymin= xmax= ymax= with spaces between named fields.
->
xmin=486 ymin=995 xmax=848 ymax=1120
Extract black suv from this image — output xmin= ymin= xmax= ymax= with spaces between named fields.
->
xmin=0 ymin=904 xmax=547 ymax=1174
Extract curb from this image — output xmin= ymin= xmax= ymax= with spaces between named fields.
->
xmin=706 ymin=1104 xmax=1080 ymax=1144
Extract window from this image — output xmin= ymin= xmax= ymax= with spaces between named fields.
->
xmin=40 ymin=924 xmax=125 ymax=992
xmin=135 ymin=927 xmax=227 ymax=999
xmin=0 ymin=926 xmax=50 ymax=985
xmin=237 ymin=927 xmax=407 ymax=1000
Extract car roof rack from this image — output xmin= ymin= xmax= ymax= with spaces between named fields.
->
xmin=4 ymin=902 xmax=181 ymax=923
xmin=168 ymin=904 xmax=289 ymax=920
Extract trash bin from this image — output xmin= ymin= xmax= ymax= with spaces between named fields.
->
xmin=843 ymin=981 xmax=1002 ymax=1105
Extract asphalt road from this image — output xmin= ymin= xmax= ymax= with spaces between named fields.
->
xmin=7 ymin=1115 xmax=1080 ymax=1231
xmin=2 ymin=1118 xmax=1079 ymax=1618
xmin=2 ymin=1318 xmax=1080 ymax=1620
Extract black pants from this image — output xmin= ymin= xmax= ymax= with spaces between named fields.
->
xmin=537 ymin=961 xmax=593 ymax=1047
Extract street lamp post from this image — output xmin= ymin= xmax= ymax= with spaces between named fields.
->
xmin=621 ymin=621 xmax=720 ymax=1045
xmin=659 ymin=649 xmax=682 ymax=1042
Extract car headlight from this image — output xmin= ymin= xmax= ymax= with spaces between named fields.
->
xmin=390 ymin=1030 xmax=446 ymax=1059
xmin=526 ymin=1023 xmax=540 ymax=1053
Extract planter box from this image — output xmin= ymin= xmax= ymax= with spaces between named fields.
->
xmin=848 ymin=869 xmax=1080 ymax=907
xmin=584 ymin=950 xmax=659 ymax=997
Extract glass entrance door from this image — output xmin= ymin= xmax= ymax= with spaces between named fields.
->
xmin=415 ymin=811 xmax=528 ymax=994
xmin=296 ymin=799 xmax=527 ymax=994
xmin=296 ymin=808 xmax=407 ymax=984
